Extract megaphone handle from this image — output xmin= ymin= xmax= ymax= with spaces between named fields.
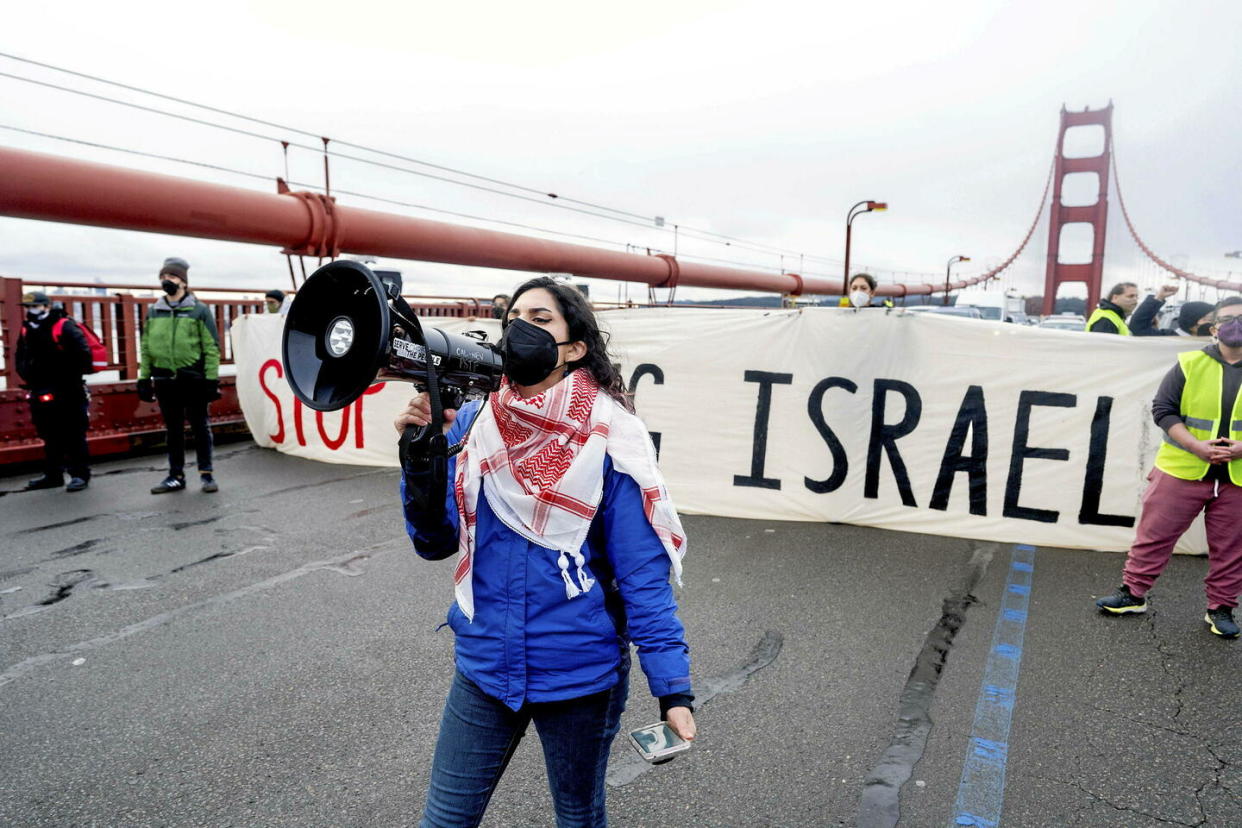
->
xmin=400 ymin=423 xmax=430 ymax=468
xmin=392 ymin=293 xmax=451 ymax=520
xmin=400 ymin=424 xmax=447 ymax=520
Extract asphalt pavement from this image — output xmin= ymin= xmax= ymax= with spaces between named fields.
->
xmin=1 ymin=445 xmax=1238 ymax=827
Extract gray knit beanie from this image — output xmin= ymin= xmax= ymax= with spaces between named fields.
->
xmin=160 ymin=257 xmax=190 ymax=282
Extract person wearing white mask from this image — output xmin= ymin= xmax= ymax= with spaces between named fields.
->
xmin=848 ymin=273 xmax=877 ymax=308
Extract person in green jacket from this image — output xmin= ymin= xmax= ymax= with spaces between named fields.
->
xmin=136 ymin=257 xmax=222 ymax=494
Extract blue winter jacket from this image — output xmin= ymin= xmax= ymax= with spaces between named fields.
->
xmin=401 ymin=401 xmax=692 ymax=712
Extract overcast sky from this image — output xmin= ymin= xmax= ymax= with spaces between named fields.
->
xmin=2 ymin=0 xmax=1240 ymax=302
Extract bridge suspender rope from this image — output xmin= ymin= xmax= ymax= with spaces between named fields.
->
xmin=882 ymin=160 xmax=1053 ymax=300
xmin=968 ymin=160 xmax=1054 ymax=290
xmin=1112 ymin=152 xmax=1242 ymax=292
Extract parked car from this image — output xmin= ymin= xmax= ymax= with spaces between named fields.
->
xmin=1039 ymin=315 xmax=1085 ymax=331
xmin=929 ymin=306 xmax=983 ymax=319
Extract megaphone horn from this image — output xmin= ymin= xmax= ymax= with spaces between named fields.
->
xmin=282 ymin=260 xmax=504 ymax=412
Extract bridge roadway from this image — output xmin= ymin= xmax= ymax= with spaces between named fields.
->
xmin=1 ymin=444 xmax=1238 ymax=827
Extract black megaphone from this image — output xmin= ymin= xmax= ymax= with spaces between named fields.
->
xmin=282 ymin=260 xmax=503 ymax=492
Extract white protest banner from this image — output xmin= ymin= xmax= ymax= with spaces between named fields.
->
xmin=231 ymin=308 xmax=1209 ymax=554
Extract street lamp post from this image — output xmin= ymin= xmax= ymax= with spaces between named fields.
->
xmin=844 ymin=200 xmax=887 ymax=299
xmin=944 ymin=255 xmax=971 ymax=305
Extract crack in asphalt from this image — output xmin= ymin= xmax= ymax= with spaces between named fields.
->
xmin=1192 ymin=743 xmax=1230 ymax=826
xmin=0 ymin=538 xmax=404 ymax=689
xmin=0 ymin=566 xmax=37 ymax=582
xmin=3 ymin=570 xmax=102 ymax=620
xmin=1030 ymin=772 xmax=1207 ymax=827
xmin=347 ymin=504 xmax=398 ymax=520
xmin=856 ymin=542 xmax=999 ymax=828
xmin=605 ymin=630 xmax=784 ymax=789
xmin=170 ymin=509 xmax=258 ymax=532
xmin=48 ymin=538 xmax=106 ymax=559
xmin=320 ymin=554 xmax=371 ymax=576
xmin=1042 ymin=599 xmax=1235 ymax=827
xmin=168 ymin=546 xmax=272 ymax=574
xmin=1089 ymin=703 xmax=1192 ymax=739
xmin=14 ymin=515 xmax=101 ymax=535
xmin=1077 ymin=713 xmax=1233 ymax=826
xmin=252 ymin=469 xmax=390 ymax=501
xmin=9 ymin=524 xmax=284 ymax=618
xmin=1139 ymin=606 xmax=1189 ymax=721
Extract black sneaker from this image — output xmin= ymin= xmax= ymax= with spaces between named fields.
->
xmin=1205 ymin=607 xmax=1240 ymax=638
xmin=1096 ymin=584 xmax=1148 ymax=615
xmin=24 ymin=474 xmax=63 ymax=491
xmin=200 ymin=474 xmax=218 ymax=493
xmin=151 ymin=475 xmax=187 ymax=494
xmin=65 ymin=477 xmax=89 ymax=492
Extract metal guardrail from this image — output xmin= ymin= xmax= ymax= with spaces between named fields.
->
xmin=0 ymin=276 xmax=486 ymax=466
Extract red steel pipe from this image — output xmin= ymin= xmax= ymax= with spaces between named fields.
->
xmin=0 ymin=146 xmax=849 ymax=296
xmin=0 ymin=145 xmax=1013 ymax=300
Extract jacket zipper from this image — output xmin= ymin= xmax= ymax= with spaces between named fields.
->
xmin=170 ymin=304 xmax=180 ymax=372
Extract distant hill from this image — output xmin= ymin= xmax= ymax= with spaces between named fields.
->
xmin=672 ymin=295 xmax=785 ymax=308
xmin=669 ymin=294 xmax=1090 ymax=314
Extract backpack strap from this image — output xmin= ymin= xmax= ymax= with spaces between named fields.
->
xmin=51 ymin=317 xmax=68 ymax=344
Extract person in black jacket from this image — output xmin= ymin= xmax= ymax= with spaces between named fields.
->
xmin=1174 ymin=301 xmax=1216 ymax=337
xmin=1088 ymin=282 xmax=1179 ymax=335
xmin=15 ymin=291 xmax=93 ymax=491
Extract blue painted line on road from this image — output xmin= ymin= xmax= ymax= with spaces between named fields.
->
xmin=981 ymin=685 xmax=1014 ymax=709
xmin=951 ymin=545 xmax=1035 ymax=828
xmin=993 ymin=643 xmax=1021 ymax=660
xmin=970 ymin=737 xmax=1008 ymax=763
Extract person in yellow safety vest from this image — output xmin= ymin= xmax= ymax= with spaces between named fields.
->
xmin=1095 ymin=296 xmax=1242 ymax=637
xmin=1087 ymin=281 xmax=1179 ymax=335
xmin=839 ymin=273 xmax=892 ymax=309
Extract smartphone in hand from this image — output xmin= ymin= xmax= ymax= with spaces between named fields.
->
xmin=628 ymin=722 xmax=692 ymax=764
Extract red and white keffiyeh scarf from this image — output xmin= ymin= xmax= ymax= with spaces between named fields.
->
xmin=452 ymin=369 xmax=685 ymax=621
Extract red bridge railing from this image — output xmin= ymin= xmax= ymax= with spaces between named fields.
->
xmin=0 ymin=275 xmax=485 ymax=467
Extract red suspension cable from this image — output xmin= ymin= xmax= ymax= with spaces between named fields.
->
xmin=1112 ymin=153 xmax=1242 ymax=292
xmin=879 ymin=160 xmax=1052 ymax=298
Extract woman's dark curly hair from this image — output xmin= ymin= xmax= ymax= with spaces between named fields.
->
xmin=505 ymin=276 xmax=630 ymax=409
xmin=849 ymin=272 xmax=877 ymax=292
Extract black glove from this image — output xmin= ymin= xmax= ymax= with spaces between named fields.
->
xmin=203 ymin=379 xmax=222 ymax=402
xmin=136 ymin=378 xmax=155 ymax=403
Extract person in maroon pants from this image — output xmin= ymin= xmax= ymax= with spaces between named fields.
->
xmin=1095 ymin=297 xmax=1242 ymax=637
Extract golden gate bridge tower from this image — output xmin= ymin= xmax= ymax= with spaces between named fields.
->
xmin=1042 ymin=102 xmax=1113 ymax=317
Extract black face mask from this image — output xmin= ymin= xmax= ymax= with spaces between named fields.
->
xmin=1194 ymin=323 xmax=1214 ymax=337
xmin=500 ymin=318 xmax=572 ymax=387
xmin=161 ymin=279 xmax=180 ymax=296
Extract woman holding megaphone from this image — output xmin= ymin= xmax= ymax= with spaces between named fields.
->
xmin=396 ymin=277 xmax=695 ymax=828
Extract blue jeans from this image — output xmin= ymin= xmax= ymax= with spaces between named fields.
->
xmin=420 ymin=658 xmax=629 ymax=828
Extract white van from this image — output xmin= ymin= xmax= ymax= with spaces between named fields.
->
xmin=955 ymin=289 xmax=1025 ymax=323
